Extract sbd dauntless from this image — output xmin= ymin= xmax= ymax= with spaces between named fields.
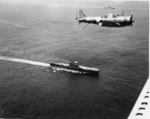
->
xmin=75 ymin=9 xmax=134 ymax=28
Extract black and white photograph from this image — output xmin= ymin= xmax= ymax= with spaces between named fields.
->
xmin=0 ymin=0 xmax=149 ymax=119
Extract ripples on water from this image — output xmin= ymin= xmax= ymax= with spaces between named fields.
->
xmin=0 ymin=1 xmax=148 ymax=119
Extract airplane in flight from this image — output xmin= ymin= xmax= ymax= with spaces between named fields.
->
xmin=75 ymin=9 xmax=134 ymax=28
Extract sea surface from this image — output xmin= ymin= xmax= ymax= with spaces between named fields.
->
xmin=0 ymin=1 xmax=149 ymax=119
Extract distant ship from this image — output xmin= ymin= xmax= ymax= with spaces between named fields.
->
xmin=50 ymin=61 xmax=99 ymax=76
xmin=104 ymin=6 xmax=115 ymax=9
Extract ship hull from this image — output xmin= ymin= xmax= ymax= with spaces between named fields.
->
xmin=50 ymin=63 xmax=99 ymax=76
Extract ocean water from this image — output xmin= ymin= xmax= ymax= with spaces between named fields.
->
xmin=0 ymin=1 xmax=148 ymax=119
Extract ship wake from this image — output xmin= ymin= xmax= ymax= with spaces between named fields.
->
xmin=0 ymin=55 xmax=50 ymax=67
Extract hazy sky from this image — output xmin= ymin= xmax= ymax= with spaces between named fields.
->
xmin=0 ymin=0 xmax=148 ymax=6
xmin=0 ymin=0 xmax=148 ymax=3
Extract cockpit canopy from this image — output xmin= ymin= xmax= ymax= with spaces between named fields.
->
xmin=106 ymin=14 xmax=117 ymax=18
xmin=102 ymin=14 xmax=120 ymax=19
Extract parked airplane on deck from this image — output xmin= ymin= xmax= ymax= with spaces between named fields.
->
xmin=75 ymin=9 xmax=134 ymax=28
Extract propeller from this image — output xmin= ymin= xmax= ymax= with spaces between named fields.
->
xmin=130 ymin=12 xmax=134 ymax=27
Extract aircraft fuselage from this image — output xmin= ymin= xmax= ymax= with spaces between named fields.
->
xmin=76 ymin=11 xmax=134 ymax=27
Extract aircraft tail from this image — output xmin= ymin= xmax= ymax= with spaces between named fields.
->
xmin=75 ymin=9 xmax=87 ymax=20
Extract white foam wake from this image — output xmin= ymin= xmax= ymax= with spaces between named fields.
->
xmin=0 ymin=56 xmax=50 ymax=67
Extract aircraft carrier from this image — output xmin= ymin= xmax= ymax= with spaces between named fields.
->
xmin=50 ymin=61 xmax=99 ymax=75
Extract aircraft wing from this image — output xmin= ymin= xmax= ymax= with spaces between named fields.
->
xmin=79 ymin=18 xmax=98 ymax=24
xmin=100 ymin=20 xmax=122 ymax=27
xmin=128 ymin=78 xmax=150 ymax=119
